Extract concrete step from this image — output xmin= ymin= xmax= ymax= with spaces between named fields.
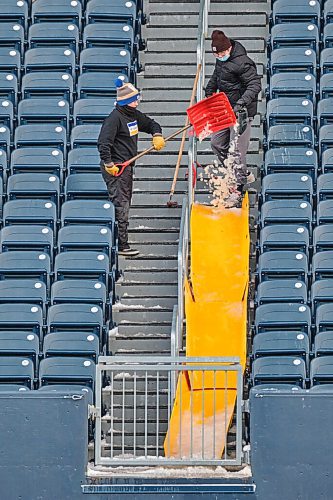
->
xmin=146 ymin=38 xmax=265 ymax=53
xmin=143 ymin=51 xmax=265 ymax=66
xmin=110 ymin=337 xmax=171 ymax=355
xmin=143 ymin=62 xmax=264 ymax=77
xmin=128 ymin=231 xmax=179 ymax=243
xmin=138 ymin=138 xmax=261 ymax=153
xmin=135 ymin=151 xmax=262 ymax=166
xmin=144 ymin=26 xmax=268 ymax=40
xmin=128 ymin=217 xmax=180 ymax=230
xmin=135 ymin=113 xmax=262 ymax=128
xmin=148 ymin=2 xmax=268 ymax=14
xmin=134 ymin=167 xmax=186 ymax=179
xmin=131 ymin=192 xmax=185 ymax=207
xmin=114 ymin=309 xmax=173 ymax=324
xmin=119 ymin=297 xmax=176 ymax=308
xmin=123 ymin=259 xmax=177 ymax=271
xmin=148 ymin=13 xmax=267 ymax=28
xmin=117 ymin=324 xmax=173 ymax=336
xmin=130 ymin=206 xmax=183 ymax=217
xmin=123 ymin=269 xmax=178 ymax=282
xmin=133 ymin=179 xmax=188 ymax=192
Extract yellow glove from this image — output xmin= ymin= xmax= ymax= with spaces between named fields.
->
xmin=104 ymin=162 xmax=119 ymax=176
xmin=152 ymin=135 xmax=165 ymax=151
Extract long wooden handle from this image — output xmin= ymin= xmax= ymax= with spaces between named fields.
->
xmin=169 ymin=63 xmax=202 ymax=198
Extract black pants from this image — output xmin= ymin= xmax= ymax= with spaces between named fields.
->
xmin=101 ymin=163 xmax=133 ymax=250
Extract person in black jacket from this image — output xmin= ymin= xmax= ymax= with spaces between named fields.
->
xmin=205 ymin=30 xmax=262 ymax=188
xmin=98 ymin=79 xmax=165 ymax=257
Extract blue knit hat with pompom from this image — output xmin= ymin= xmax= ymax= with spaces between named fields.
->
xmin=115 ymin=77 xmax=140 ymax=106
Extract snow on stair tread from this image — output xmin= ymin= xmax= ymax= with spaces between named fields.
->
xmin=149 ymin=13 xmax=267 ymax=27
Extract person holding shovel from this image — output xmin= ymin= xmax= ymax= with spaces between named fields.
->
xmin=205 ymin=30 xmax=262 ymax=192
xmin=98 ymin=79 xmax=165 ymax=257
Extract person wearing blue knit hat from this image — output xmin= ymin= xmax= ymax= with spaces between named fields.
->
xmin=98 ymin=78 xmax=165 ymax=257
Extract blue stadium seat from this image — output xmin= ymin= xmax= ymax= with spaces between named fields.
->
xmin=314 ymin=331 xmax=333 ymax=356
xmin=15 ymin=124 xmax=67 ymax=154
xmin=324 ymin=0 xmax=333 ymax=24
xmin=0 ymin=225 xmax=54 ymax=257
xmin=65 ymin=173 xmax=108 ymax=200
xmin=80 ymin=48 xmax=132 ymax=79
xmin=25 ymin=48 xmax=76 ymax=77
xmin=83 ymin=23 xmax=135 ymax=53
xmin=264 ymin=149 xmax=313 ymax=180
xmin=67 ymin=148 xmax=100 ymax=173
xmin=22 ymin=72 xmax=74 ymax=106
xmin=77 ymin=72 xmax=127 ymax=99
xmin=266 ymin=97 xmax=313 ymax=126
xmin=0 ymin=48 xmax=21 ymax=77
xmin=317 ymin=200 xmax=333 ymax=224
xmin=7 ymin=173 xmax=60 ymax=207
xmin=47 ymin=303 xmax=104 ymax=338
xmin=0 ymin=0 xmax=28 ymax=29
xmin=86 ymin=0 xmax=137 ymax=26
xmin=0 ymin=150 xmax=7 ymax=182
xmin=0 ymin=279 xmax=47 ymax=313
xmin=0 ymin=303 xmax=43 ymax=335
xmin=270 ymin=23 xmax=319 ymax=51
xmin=54 ymin=251 xmax=110 ymax=287
xmin=0 ymin=23 xmax=24 ymax=52
xmin=269 ymin=47 xmax=316 ymax=75
xmin=260 ymin=200 xmax=312 ymax=230
xmin=0 ymin=331 xmax=39 ymax=367
xmin=252 ymin=356 xmax=306 ymax=387
xmin=259 ymin=224 xmax=310 ymax=253
xmin=39 ymin=357 xmax=95 ymax=388
xmin=317 ymin=173 xmax=333 ymax=200
xmin=3 ymin=199 xmax=57 ymax=231
xmin=256 ymin=279 xmax=307 ymax=305
xmin=43 ymin=332 xmax=99 ymax=362
xmin=316 ymin=304 xmax=333 ymax=331
xmin=18 ymin=98 xmax=70 ymax=129
xmin=0 ymin=356 xmax=34 ymax=388
xmin=309 ymin=384 xmax=333 ymax=391
xmin=51 ymin=279 xmax=107 ymax=313
xmin=257 ymin=250 xmax=308 ymax=281
xmin=319 ymin=125 xmax=333 ymax=156
xmin=0 ymin=126 xmax=10 ymax=157
xmin=269 ymin=73 xmax=316 ymax=101
xmin=253 ymin=331 xmax=309 ymax=363
xmin=266 ymin=124 xmax=314 ymax=149
xmin=0 ymin=73 xmax=18 ymax=106
xmin=61 ymin=200 xmax=115 ymax=229
xmin=272 ymin=0 xmax=320 ymax=25
xmin=0 ymin=99 xmax=13 ymax=131
xmin=255 ymin=303 xmax=311 ymax=334
xmin=70 ymin=124 xmax=100 ymax=148
xmin=58 ymin=225 xmax=114 ymax=259
xmin=312 ymin=251 xmax=333 ymax=280
xmin=322 ymin=148 xmax=333 ymax=172
xmin=313 ymin=225 xmax=333 ymax=251
xmin=317 ymin=98 xmax=333 ymax=126
xmin=28 ymin=22 xmax=80 ymax=54
xmin=38 ymin=384 xmax=93 ymax=402
xmin=324 ymin=24 xmax=333 ymax=50
xmin=0 ymin=251 xmax=51 ymax=288
xmin=10 ymin=147 xmax=64 ymax=179
xmin=0 ymin=384 xmax=30 ymax=392
xmin=310 ymin=356 xmax=333 ymax=384
xmin=320 ymin=48 xmax=333 ymax=74
xmin=32 ymin=0 xmax=82 ymax=26
xmin=73 ymin=98 xmax=115 ymax=125
xmin=261 ymin=173 xmax=313 ymax=201
xmin=311 ymin=280 xmax=333 ymax=312
xmin=320 ymin=74 xmax=333 ymax=99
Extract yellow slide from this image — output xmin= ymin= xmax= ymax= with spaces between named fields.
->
xmin=164 ymin=195 xmax=249 ymax=459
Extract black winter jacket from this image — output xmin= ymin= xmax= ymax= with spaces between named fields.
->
xmin=97 ymin=105 xmax=162 ymax=164
xmin=205 ymin=40 xmax=261 ymax=118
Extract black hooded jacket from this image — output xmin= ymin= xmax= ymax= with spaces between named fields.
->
xmin=98 ymin=105 xmax=162 ymax=164
xmin=205 ymin=40 xmax=261 ymax=118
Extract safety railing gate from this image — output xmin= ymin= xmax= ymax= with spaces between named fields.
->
xmin=95 ymin=356 xmax=243 ymax=466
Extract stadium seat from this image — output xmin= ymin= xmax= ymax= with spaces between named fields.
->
xmin=313 ymin=225 xmax=333 ymax=251
xmin=252 ymin=356 xmax=306 ymax=387
xmin=43 ymin=332 xmax=99 ymax=362
xmin=317 ymin=174 xmax=333 ymax=200
xmin=314 ymin=331 xmax=333 ymax=356
xmin=28 ymin=22 xmax=80 ymax=54
xmin=0 ymin=303 xmax=43 ymax=335
xmin=65 ymin=173 xmax=108 ymax=200
xmin=261 ymin=173 xmax=313 ymax=201
xmin=51 ymin=279 xmax=107 ymax=313
xmin=18 ymin=98 xmax=70 ymax=129
xmin=317 ymin=200 xmax=333 ymax=224
xmin=256 ymin=279 xmax=307 ymax=305
xmin=57 ymin=225 xmax=114 ymax=259
xmin=0 ymin=73 xmax=18 ymax=106
xmin=269 ymin=47 xmax=316 ymax=74
xmin=73 ymin=98 xmax=115 ymax=125
xmin=80 ymin=47 xmax=132 ymax=79
xmin=260 ymin=200 xmax=312 ymax=230
xmin=1 ymin=0 xmax=28 ymax=29
xmin=37 ymin=384 xmax=94 ymax=403
xmin=0 ymin=150 xmax=7 ymax=182
xmin=0 ymin=48 xmax=21 ymax=77
xmin=32 ymin=0 xmax=82 ymax=26
xmin=319 ymin=125 xmax=333 ymax=156
xmin=39 ymin=357 xmax=95 ymax=388
xmin=3 ymin=199 xmax=57 ymax=231
xmin=317 ymin=98 xmax=333 ymax=127
xmin=77 ymin=72 xmax=127 ymax=99
xmin=310 ymin=384 xmax=333 ymax=391
xmin=0 ymin=225 xmax=54 ymax=257
xmin=0 ymin=251 xmax=51 ymax=288
xmin=47 ymin=303 xmax=104 ymax=338
xmin=0 ymin=126 xmax=10 ymax=157
xmin=316 ymin=303 xmax=333 ymax=331
xmin=320 ymin=48 xmax=333 ymax=74
xmin=268 ymin=73 xmax=316 ymax=101
xmin=25 ymin=48 xmax=76 ymax=77
xmin=312 ymin=251 xmax=333 ymax=280
xmin=0 ymin=23 xmax=24 ymax=53
xmin=259 ymin=224 xmax=310 ymax=253
xmin=7 ymin=173 xmax=60 ymax=208
xmin=320 ymin=74 xmax=333 ymax=100
xmin=22 ymin=72 xmax=74 ymax=106
xmin=61 ymin=200 xmax=115 ymax=229
xmin=253 ymin=331 xmax=309 ymax=362
xmin=257 ymin=250 xmax=308 ymax=281
xmin=0 ymin=279 xmax=47 ymax=313
xmin=10 ymin=147 xmax=64 ymax=180
xmin=322 ymin=148 xmax=333 ymax=172
xmin=0 ymin=356 xmax=34 ymax=388
xmin=255 ymin=303 xmax=311 ymax=334
xmin=0 ymin=384 xmax=30 ymax=392
xmin=266 ymin=124 xmax=314 ymax=149
xmin=272 ymin=0 xmax=320 ymax=26
xmin=266 ymin=97 xmax=313 ymax=127
xmin=54 ymin=251 xmax=110 ymax=287
xmin=311 ymin=280 xmax=333 ymax=312
xmin=310 ymin=356 xmax=333 ymax=384
xmin=270 ymin=23 xmax=319 ymax=51
xmin=86 ymin=0 xmax=137 ymax=26
xmin=70 ymin=124 xmax=101 ymax=148
xmin=0 ymin=99 xmax=13 ymax=131
xmin=83 ymin=23 xmax=136 ymax=53
xmin=0 ymin=331 xmax=39 ymax=367
xmin=67 ymin=148 xmax=100 ymax=173
xmin=14 ymin=124 xmax=67 ymax=154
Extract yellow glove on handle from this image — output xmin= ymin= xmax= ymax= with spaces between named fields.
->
xmin=104 ymin=162 xmax=119 ymax=176
xmin=152 ymin=135 xmax=165 ymax=151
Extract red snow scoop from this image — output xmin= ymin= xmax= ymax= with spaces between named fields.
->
xmin=105 ymin=93 xmax=236 ymax=177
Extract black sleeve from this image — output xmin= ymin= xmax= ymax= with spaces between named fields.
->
xmin=135 ymin=110 xmax=162 ymax=135
xmin=205 ymin=67 xmax=218 ymax=97
xmin=237 ymin=59 xmax=262 ymax=108
xmin=97 ymin=113 xmax=119 ymax=164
